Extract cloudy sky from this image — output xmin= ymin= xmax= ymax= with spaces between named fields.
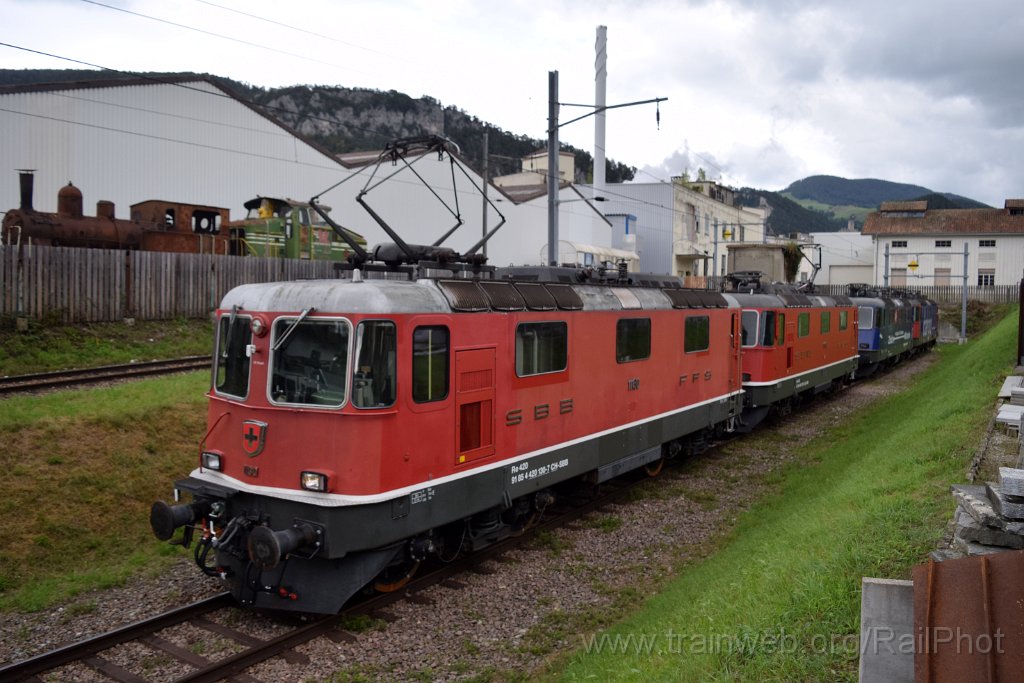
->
xmin=4 ymin=0 xmax=1022 ymax=206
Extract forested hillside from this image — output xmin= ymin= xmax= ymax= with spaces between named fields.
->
xmin=785 ymin=174 xmax=987 ymax=209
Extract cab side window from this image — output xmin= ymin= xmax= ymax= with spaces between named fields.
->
xmin=412 ymin=326 xmax=449 ymax=403
xmin=353 ymin=321 xmax=397 ymax=408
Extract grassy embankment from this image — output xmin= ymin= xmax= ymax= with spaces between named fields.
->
xmin=549 ymin=311 xmax=1017 ymax=682
xmin=0 ymin=319 xmax=213 ymax=611
xmin=0 ymin=318 xmax=213 ymax=376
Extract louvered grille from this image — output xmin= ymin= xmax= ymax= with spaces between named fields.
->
xmin=546 ymin=284 xmax=584 ymax=310
xmin=437 ymin=280 xmax=489 ymax=312
xmin=478 ymin=281 xmax=526 ymax=311
xmin=514 ymin=282 xmax=557 ymax=311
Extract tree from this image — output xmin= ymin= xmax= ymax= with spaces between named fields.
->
xmin=782 ymin=242 xmax=803 ymax=283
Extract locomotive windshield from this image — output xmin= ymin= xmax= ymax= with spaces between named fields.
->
xmin=741 ymin=311 xmax=759 ymax=347
xmin=858 ymin=306 xmax=875 ymax=330
xmin=270 ymin=318 xmax=350 ymax=406
xmin=214 ymin=313 xmax=252 ymax=398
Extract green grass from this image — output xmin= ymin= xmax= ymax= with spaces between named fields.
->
xmin=0 ymin=317 xmax=213 ymax=375
xmin=0 ymin=372 xmax=208 ymax=611
xmin=548 ymin=311 xmax=1017 ymax=682
xmin=779 ymin=192 xmax=872 ymax=226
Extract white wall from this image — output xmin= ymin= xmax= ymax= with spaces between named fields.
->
xmin=1 ymin=80 xmax=614 ymax=268
xmin=811 ymin=232 xmax=874 ymax=285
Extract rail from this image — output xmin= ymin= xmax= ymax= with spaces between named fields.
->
xmin=0 ymin=356 xmax=211 ymax=395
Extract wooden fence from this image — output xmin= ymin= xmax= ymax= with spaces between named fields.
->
xmin=1 ymin=245 xmax=339 ymax=323
xmin=2 ymin=245 xmax=1019 ymax=323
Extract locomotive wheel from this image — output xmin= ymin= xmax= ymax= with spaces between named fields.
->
xmin=644 ymin=457 xmax=666 ymax=477
xmin=373 ymin=560 xmax=420 ymax=593
xmin=510 ymin=511 xmax=540 ymax=537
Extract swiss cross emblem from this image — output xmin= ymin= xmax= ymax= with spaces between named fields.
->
xmin=242 ymin=420 xmax=268 ymax=457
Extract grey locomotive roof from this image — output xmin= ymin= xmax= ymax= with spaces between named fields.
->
xmin=219 ymin=277 xmax=738 ymax=314
xmin=220 ymin=279 xmax=453 ymax=315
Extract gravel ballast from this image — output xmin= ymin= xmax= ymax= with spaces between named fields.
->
xmin=1 ymin=356 xmax=937 ymax=681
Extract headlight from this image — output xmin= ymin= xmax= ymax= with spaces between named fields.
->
xmin=250 ymin=316 xmax=267 ymax=337
xmin=300 ymin=471 xmax=329 ymax=492
xmin=202 ymin=451 xmax=222 ymax=471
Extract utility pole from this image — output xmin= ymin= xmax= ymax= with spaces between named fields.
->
xmin=481 ymin=131 xmax=489 ymax=258
xmin=547 ymin=70 xmax=559 ymax=266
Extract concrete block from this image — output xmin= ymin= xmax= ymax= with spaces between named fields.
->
xmin=954 ymin=510 xmax=1024 ymax=549
xmin=986 ymin=481 xmax=1024 ymax=520
xmin=1000 ymin=467 xmax=1024 ymax=497
xmin=859 ymin=578 xmax=914 ymax=683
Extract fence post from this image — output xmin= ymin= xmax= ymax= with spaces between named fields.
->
xmin=1018 ymin=270 xmax=1024 ymax=366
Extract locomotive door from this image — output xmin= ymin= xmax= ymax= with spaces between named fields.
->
xmin=454 ymin=347 xmax=496 ymax=465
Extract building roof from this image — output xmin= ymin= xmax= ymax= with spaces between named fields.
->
xmin=879 ymin=200 xmax=928 ymax=212
xmin=863 ymin=205 xmax=1024 ymax=236
xmin=0 ymin=74 xmax=346 ymax=169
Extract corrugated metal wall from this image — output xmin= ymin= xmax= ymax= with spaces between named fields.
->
xmin=586 ymin=183 xmax=675 ymax=274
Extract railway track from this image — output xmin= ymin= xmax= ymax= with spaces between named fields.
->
xmin=0 ymin=356 xmax=211 ymax=395
xmin=0 ymin=472 xmax=643 ymax=682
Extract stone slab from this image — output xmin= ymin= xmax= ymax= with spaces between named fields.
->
xmin=951 ymin=485 xmax=1024 ymax=533
xmin=859 ymin=578 xmax=914 ymax=683
xmin=952 ymin=535 xmax=1008 ymax=557
xmin=1000 ymin=467 xmax=1024 ymax=497
xmin=998 ymin=375 xmax=1024 ymax=399
xmin=986 ymin=481 xmax=1024 ymax=520
xmin=997 ymin=404 xmax=1024 ymax=427
xmin=928 ymin=547 xmax=964 ymax=563
xmin=954 ymin=510 xmax=1024 ymax=549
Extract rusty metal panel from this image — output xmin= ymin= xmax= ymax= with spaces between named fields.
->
xmin=912 ymin=550 xmax=1024 ymax=682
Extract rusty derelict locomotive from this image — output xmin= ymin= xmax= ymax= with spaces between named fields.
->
xmin=149 ymin=136 xmax=872 ymax=614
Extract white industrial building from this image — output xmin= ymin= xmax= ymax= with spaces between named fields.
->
xmin=863 ymin=200 xmax=1024 ymax=287
xmin=809 ymin=231 xmax=874 ymax=285
xmin=0 ymin=75 xmax=610 ymax=267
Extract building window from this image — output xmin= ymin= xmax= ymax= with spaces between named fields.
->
xmin=935 ymin=240 xmax=952 ymax=248
xmin=412 ymin=326 xmax=449 ymax=403
xmin=934 ymin=268 xmax=951 ymax=286
xmin=979 ymin=239 xmax=996 ymax=247
xmin=978 ymin=268 xmax=995 ymax=287
xmin=892 ymin=240 xmax=908 ymax=248
xmin=616 ymin=318 xmax=651 ymax=363
xmin=516 ymin=322 xmax=567 ymax=376
xmin=685 ymin=316 xmax=710 ymax=353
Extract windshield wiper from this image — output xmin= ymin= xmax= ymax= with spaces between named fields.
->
xmin=272 ymin=307 xmax=316 ymax=351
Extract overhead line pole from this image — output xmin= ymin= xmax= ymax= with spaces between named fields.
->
xmin=546 ymin=70 xmax=666 ymax=267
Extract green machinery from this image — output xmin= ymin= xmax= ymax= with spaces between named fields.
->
xmin=228 ymin=197 xmax=366 ymax=261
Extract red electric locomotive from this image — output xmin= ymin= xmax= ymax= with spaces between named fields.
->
xmin=149 ymin=137 xmax=872 ymax=615
xmin=151 ymin=257 xmax=745 ymax=613
xmin=723 ymin=272 xmax=860 ymax=428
